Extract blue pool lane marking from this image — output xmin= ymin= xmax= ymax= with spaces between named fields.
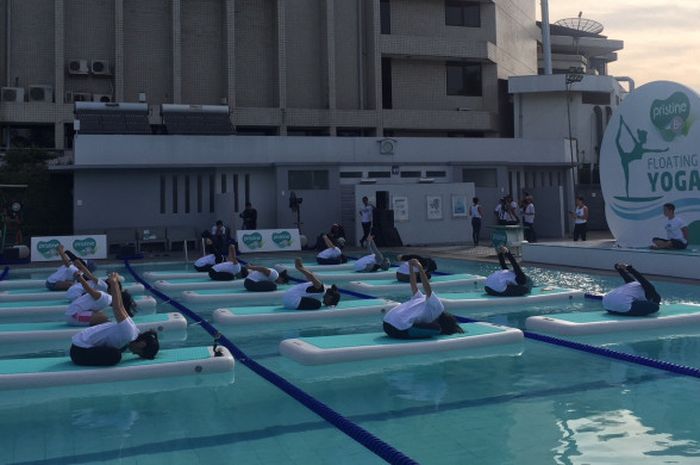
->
xmin=125 ymin=260 xmax=420 ymax=465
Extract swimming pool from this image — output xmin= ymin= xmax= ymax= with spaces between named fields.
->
xmin=1 ymin=254 xmax=699 ymax=465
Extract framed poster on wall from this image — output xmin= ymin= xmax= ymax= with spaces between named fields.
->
xmin=451 ymin=195 xmax=468 ymax=217
xmin=426 ymin=195 xmax=443 ymax=220
xmin=392 ymin=196 xmax=409 ymax=221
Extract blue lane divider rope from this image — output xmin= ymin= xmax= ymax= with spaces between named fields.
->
xmin=0 ymin=266 xmax=9 ymax=281
xmin=124 ymin=261 xmax=420 ymax=465
xmin=454 ymin=314 xmax=700 ymax=379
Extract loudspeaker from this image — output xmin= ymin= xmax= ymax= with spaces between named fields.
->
xmin=372 ymin=209 xmax=403 ymax=247
xmin=376 ymin=191 xmax=390 ymax=210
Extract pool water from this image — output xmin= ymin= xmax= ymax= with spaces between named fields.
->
xmin=1 ymin=254 xmax=699 ymax=465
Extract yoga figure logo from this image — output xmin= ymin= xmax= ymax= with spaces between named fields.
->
xmin=615 ymin=115 xmax=668 ymax=199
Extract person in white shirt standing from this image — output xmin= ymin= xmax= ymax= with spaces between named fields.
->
xmin=70 ymin=273 xmax=159 ymax=366
xmin=358 ymin=196 xmax=375 ymax=248
xmin=569 ymin=196 xmax=589 ymax=241
xmin=522 ymin=195 xmax=537 ymax=243
xmin=603 ymin=263 xmax=660 ymax=316
xmin=468 ymin=197 xmax=483 ymax=246
xmin=383 ymin=259 xmax=463 ymax=339
xmin=651 ymin=203 xmax=689 ymax=250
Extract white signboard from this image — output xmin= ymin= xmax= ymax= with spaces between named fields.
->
xmin=31 ymin=234 xmax=107 ymax=262
xmin=600 ymin=81 xmax=700 ymax=247
xmin=236 ymin=228 xmax=302 ymax=253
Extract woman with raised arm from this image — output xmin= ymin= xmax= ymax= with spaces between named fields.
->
xmin=65 ymin=257 xmax=109 ymax=301
xmin=208 ymin=244 xmax=244 ymax=281
xmin=383 ymin=259 xmax=463 ymax=339
xmin=282 ymin=257 xmax=341 ymax=310
xmin=45 ymin=244 xmax=81 ymax=291
xmin=70 ymin=273 xmax=160 ymax=366
xmin=395 ymin=254 xmax=437 ymax=282
xmin=316 ymin=234 xmax=345 ymax=265
xmin=243 ymin=264 xmax=289 ymax=292
xmin=353 ymin=235 xmax=391 ymax=273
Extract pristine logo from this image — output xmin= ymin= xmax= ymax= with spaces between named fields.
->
xmin=650 ymin=92 xmax=693 ymax=141
xmin=272 ymin=231 xmax=292 ymax=248
xmin=36 ymin=239 xmax=61 ymax=258
xmin=242 ymin=232 xmax=263 ymax=249
xmin=73 ymin=238 xmax=97 ymax=256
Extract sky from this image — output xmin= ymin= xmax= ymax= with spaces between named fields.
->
xmin=541 ymin=0 xmax=700 ymax=93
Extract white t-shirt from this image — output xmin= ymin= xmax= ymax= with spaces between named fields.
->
xmin=65 ymin=278 xmax=109 ymax=301
xmin=211 ymin=225 xmax=227 ymax=237
xmin=283 ymin=282 xmax=324 ymax=309
xmin=65 ymin=291 xmax=112 ymax=317
xmin=397 ymin=262 xmax=419 ymax=275
xmin=72 ymin=318 xmax=140 ymax=349
xmin=212 ymin=261 xmax=242 ymax=275
xmin=469 ymin=205 xmax=481 ymax=218
xmin=383 ymin=291 xmax=445 ymax=330
xmin=247 ymin=268 xmax=279 ymax=282
xmin=354 ymin=254 xmax=377 ymax=272
xmin=575 ymin=206 xmax=587 ymax=224
xmin=47 ymin=265 xmax=79 ymax=284
xmin=360 ymin=204 xmax=374 ymax=223
xmin=484 ymin=269 xmax=517 ymax=293
xmin=317 ymin=247 xmax=342 ymax=260
xmin=523 ymin=204 xmax=535 ymax=223
xmin=665 ymin=216 xmax=688 ymax=243
xmin=195 ymin=254 xmax=217 ymax=267
xmin=602 ymin=282 xmax=646 ymax=313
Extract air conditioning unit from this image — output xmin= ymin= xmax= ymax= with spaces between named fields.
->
xmin=28 ymin=85 xmax=53 ymax=103
xmin=1 ymin=87 xmax=24 ymax=102
xmin=67 ymin=59 xmax=89 ymax=75
xmin=72 ymin=92 xmax=92 ymax=102
xmin=90 ymin=59 xmax=111 ymax=75
xmin=92 ymin=93 xmax=113 ymax=103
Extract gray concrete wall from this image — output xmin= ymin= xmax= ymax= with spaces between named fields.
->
xmin=494 ymin=0 xmax=538 ymax=78
xmin=355 ymin=182 xmax=476 ymax=245
xmin=0 ymin=0 xmax=5 ymax=88
xmin=123 ymin=0 xmax=172 ymax=103
xmin=334 ymin=0 xmax=360 ymax=110
xmin=528 ymin=185 xmax=565 ymax=239
xmin=214 ymin=168 xmax=277 ymax=232
xmin=286 ymin=0 xmax=326 ymax=109
xmin=9 ymin=0 xmax=55 ymax=89
xmin=181 ymin=0 xmax=225 ymax=105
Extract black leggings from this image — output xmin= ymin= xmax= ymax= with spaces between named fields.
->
xmin=316 ymin=256 xmax=346 ymax=265
xmin=194 ymin=264 xmax=213 ymax=272
xmin=573 ymin=223 xmax=587 ymax=241
xmin=608 ymin=300 xmax=660 ymax=316
xmin=471 ymin=217 xmax=481 ymax=245
xmin=70 ymin=344 xmax=122 ymax=366
xmin=396 ymin=272 xmax=428 ymax=283
xmin=208 ymin=269 xmax=236 ymax=281
xmin=383 ymin=321 xmax=441 ymax=339
xmin=484 ymin=251 xmax=532 ymax=297
xmin=607 ymin=266 xmax=661 ymax=316
xmin=244 ymin=279 xmax=277 ymax=292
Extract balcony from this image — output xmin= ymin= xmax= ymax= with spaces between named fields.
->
xmin=381 ymin=35 xmax=496 ymax=62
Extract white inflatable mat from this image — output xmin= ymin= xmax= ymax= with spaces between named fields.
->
xmin=347 ymin=273 xmax=485 ymax=295
xmin=288 ymin=268 xmax=397 ymax=281
xmin=144 ymin=270 xmax=206 ymax=280
xmin=0 ymin=346 xmax=234 ymax=390
xmin=0 ymin=295 xmax=157 ymax=321
xmin=0 ymin=275 xmax=126 ymax=290
xmin=274 ymin=261 xmax=356 ymax=271
xmin=526 ymin=303 xmax=700 ymax=336
xmin=154 ymin=277 xmax=245 ymax=292
xmin=280 ymin=322 xmax=523 ymax=365
xmin=439 ymin=287 xmax=584 ymax=310
xmin=213 ymin=298 xmax=398 ymax=326
xmin=0 ymin=282 xmax=145 ymax=302
xmin=181 ymin=285 xmax=304 ymax=305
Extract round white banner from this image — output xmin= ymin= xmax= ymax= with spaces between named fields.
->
xmin=600 ymin=81 xmax=700 ymax=247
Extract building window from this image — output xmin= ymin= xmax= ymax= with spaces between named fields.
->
xmin=582 ymin=92 xmax=611 ymax=105
xmin=244 ymin=174 xmax=251 ymax=204
xmin=380 ymin=0 xmax=391 ymax=34
xmin=159 ymin=175 xmax=166 ymax=214
xmin=209 ymin=174 xmax=215 ymax=213
xmin=172 ymin=175 xmax=178 ymax=214
xmin=382 ymin=58 xmax=393 ymax=109
xmin=233 ymin=174 xmax=239 ymax=211
xmin=221 ymin=174 xmax=227 ymax=194
xmin=445 ymin=1 xmax=480 ymax=27
xmin=462 ymin=168 xmax=496 ymax=188
xmin=400 ymin=171 xmax=421 ymax=178
xmin=426 ymin=170 xmax=447 ymax=178
xmin=197 ymin=175 xmax=203 ymax=213
xmin=1 ymin=124 xmax=55 ymax=149
xmin=447 ymin=62 xmax=482 ymax=96
xmin=184 ymin=175 xmax=191 ymax=213
xmin=368 ymin=171 xmax=391 ymax=178
xmin=340 ymin=171 xmax=363 ymax=178
xmin=288 ymin=170 xmax=329 ymax=190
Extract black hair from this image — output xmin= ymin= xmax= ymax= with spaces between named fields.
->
xmin=436 ymin=312 xmax=464 ymax=335
xmin=278 ymin=269 xmax=289 ymax=284
xmin=324 ymin=285 xmax=341 ymax=306
xmin=216 ymin=220 xmax=224 ymax=226
xmin=214 ymin=254 xmax=225 ymax=264
xmin=472 ymin=197 xmax=479 ymax=204
xmin=663 ymin=202 xmax=676 ymax=211
xmin=121 ymin=290 xmax=137 ymax=317
xmin=576 ymin=196 xmax=585 ymax=202
xmin=245 ymin=202 xmax=252 ymax=207
xmin=133 ymin=330 xmax=159 ymax=359
xmin=423 ymin=258 xmax=438 ymax=274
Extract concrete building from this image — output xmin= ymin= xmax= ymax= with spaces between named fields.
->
xmin=0 ymin=1 xmax=625 ymax=245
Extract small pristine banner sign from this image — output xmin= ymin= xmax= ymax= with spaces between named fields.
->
xmin=600 ymin=81 xmax=700 ymax=247
xmin=236 ymin=229 xmax=301 ymax=253
xmin=31 ymin=235 xmax=107 ymax=262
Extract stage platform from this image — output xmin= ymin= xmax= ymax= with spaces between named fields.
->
xmin=522 ymin=240 xmax=700 ymax=281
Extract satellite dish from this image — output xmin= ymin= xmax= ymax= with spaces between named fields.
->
xmin=554 ymin=17 xmax=604 ymax=35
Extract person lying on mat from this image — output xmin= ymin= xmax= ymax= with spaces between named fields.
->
xmin=282 ymin=258 xmax=341 ymax=310
xmin=65 ymin=273 xmax=137 ymax=326
xmin=243 ymin=264 xmax=289 ymax=292
xmin=208 ymin=244 xmax=245 ymax=281
xmin=383 ymin=259 xmax=463 ymax=339
xmin=193 ymin=249 xmax=224 ymax=272
xmin=45 ymin=244 xmax=83 ymax=291
xmin=316 ymin=234 xmax=347 ymax=265
xmin=602 ymin=263 xmax=661 ymax=316
xmin=70 ymin=273 xmax=159 ymax=367
xmin=65 ymin=257 xmax=108 ymax=301
xmin=354 ymin=235 xmax=391 ymax=273
xmin=484 ymin=246 xmax=532 ymax=297
xmin=395 ymin=254 xmax=437 ymax=282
